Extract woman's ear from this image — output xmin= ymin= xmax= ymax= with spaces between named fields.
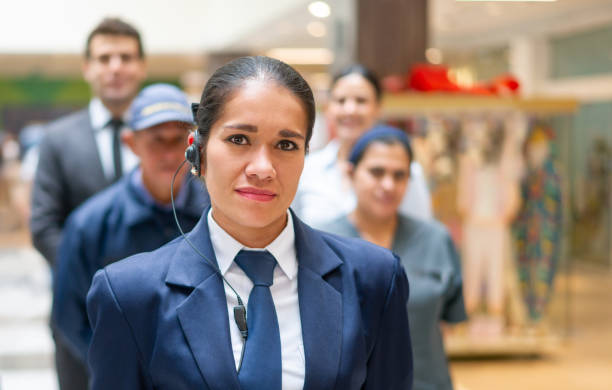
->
xmin=345 ymin=162 xmax=355 ymax=180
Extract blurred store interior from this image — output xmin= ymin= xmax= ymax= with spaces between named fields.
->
xmin=1 ymin=0 xmax=611 ymax=389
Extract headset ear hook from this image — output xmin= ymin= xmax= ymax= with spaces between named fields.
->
xmin=185 ymin=130 xmax=202 ymax=177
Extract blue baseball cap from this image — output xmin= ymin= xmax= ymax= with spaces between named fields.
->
xmin=129 ymin=83 xmax=194 ymax=131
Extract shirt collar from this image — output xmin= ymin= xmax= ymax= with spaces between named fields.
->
xmin=208 ymin=209 xmax=297 ymax=280
xmin=89 ymin=98 xmax=130 ymax=131
xmin=130 ymin=166 xmax=190 ymax=212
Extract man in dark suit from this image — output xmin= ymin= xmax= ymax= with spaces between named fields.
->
xmin=52 ymin=84 xmax=210 ymax=383
xmin=29 ymin=17 xmax=146 ymax=390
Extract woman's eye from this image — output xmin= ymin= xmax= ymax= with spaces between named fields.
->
xmin=393 ymin=171 xmax=408 ymax=181
xmin=369 ymin=168 xmax=385 ymax=178
xmin=277 ymin=140 xmax=298 ymax=151
xmin=227 ymin=134 xmax=248 ymax=145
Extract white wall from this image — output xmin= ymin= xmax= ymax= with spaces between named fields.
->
xmin=0 ymin=0 xmax=308 ymax=53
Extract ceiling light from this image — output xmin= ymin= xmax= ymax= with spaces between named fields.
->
xmin=308 ymin=1 xmax=331 ymax=18
xmin=307 ymin=21 xmax=327 ymax=38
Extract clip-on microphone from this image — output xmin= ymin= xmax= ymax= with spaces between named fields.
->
xmin=170 ymin=103 xmax=248 ymax=370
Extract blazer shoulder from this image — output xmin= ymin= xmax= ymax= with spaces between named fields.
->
xmin=66 ymin=182 xmax=124 ymax=228
xmin=97 ymin=238 xmax=182 ymax=303
xmin=318 ymin=230 xmax=401 ymax=289
xmin=46 ymin=108 xmax=89 ymax=131
xmin=322 ymin=229 xmax=398 ymax=265
xmin=43 ymin=108 xmax=91 ymax=140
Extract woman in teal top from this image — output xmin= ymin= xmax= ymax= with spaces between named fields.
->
xmin=321 ymin=125 xmax=466 ymax=390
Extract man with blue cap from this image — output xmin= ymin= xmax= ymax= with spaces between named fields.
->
xmin=51 ymin=83 xmax=210 ymax=372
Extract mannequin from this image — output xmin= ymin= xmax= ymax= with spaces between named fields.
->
xmin=457 ymin=117 xmax=521 ymax=336
xmin=513 ymin=125 xmax=563 ymax=323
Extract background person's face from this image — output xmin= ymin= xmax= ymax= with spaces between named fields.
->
xmin=203 ymin=80 xmax=307 ymax=243
xmin=124 ymin=122 xmax=191 ymax=201
xmin=351 ymin=142 xmax=411 ymax=221
xmin=83 ymin=34 xmax=146 ymax=108
xmin=327 ymin=73 xmax=380 ymax=146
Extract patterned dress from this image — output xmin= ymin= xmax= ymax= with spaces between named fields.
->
xmin=513 ymin=157 xmax=563 ymax=321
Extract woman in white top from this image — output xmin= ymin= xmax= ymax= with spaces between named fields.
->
xmin=293 ymin=64 xmax=432 ymax=227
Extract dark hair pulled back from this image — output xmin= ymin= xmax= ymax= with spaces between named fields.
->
xmin=196 ymin=56 xmax=315 ymax=154
xmin=331 ymin=64 xmax=382 ymax=101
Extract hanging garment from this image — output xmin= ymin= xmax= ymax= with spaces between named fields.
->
xmin=513 ymin=158 xmax=563 ymax=321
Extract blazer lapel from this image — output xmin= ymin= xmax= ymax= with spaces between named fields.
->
xmin=79 ymin=109 xmax=108 ymax=186
xmin=292 ymin=212 xmax=344 ymax=390
xmin=166 ymin=214 xmax=240 ymax=390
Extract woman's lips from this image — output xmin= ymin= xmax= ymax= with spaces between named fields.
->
xmin=338 ymin=118 xmax=362 ymax=127
xmin=235 ymin=187 xmax=277 ymax=202
xmin=374 ymin=194 xmax=398 ymax=205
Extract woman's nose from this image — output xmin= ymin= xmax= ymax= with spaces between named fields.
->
xmin=342 ymin=99 xmax=357 ymax=113
xmin=381 ymin=174 xmax=395 ymax=191
xmin=245 ymin=146 xmax=276 ymax=180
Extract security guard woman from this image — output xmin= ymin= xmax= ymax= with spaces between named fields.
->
xmin=86 ymin=56 xmax=413 ymax=390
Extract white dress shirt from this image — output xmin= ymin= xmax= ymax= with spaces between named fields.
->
xmin=89 ymin=98 xmax=139 ymax=180
xmin=293 ymin=140 xmax=433 ymax=228
xmin=207 ymin=210 xmax=305 ymax=390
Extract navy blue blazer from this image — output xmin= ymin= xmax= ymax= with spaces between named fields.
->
xmin=86 ymin=210 xmax=413 ymax=389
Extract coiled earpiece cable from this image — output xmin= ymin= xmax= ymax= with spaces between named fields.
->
xmin=170 ymin=159 xmax=248 ymax=371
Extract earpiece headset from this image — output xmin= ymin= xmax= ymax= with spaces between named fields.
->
xmin=171 ymin=102 xmax=248 ymax=370
xmin=184 ymin=103 xmax=203 ymax=176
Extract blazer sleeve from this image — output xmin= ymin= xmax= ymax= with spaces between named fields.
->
xmin=30 ymin=135 xmax=66 ymax=267
xmin=87 ymin=269 xmax=152 ymax=390
xmin=363 ymin=258 xmax=413 ymax=390
xmin=52 ymin=213 xmax=97 ymax=363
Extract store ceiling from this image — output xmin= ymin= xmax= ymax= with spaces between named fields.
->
xmin=431 ymin=0 xmax=612 ymax=48
xmin=2 ymin=0 xmax=612 ymax=56
xmin=0 ymin=0 xmax=310 ymax=53
xmin=228 ymin=0 xmax=612 ymax=52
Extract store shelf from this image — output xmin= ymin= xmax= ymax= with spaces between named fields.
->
xmin=381 ymin=93 xmax=579 ymax=116
xmin=445 ymin=333 xmax=561 ymax=358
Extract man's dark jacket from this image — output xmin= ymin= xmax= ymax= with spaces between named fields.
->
xmin=31 ymin=109 xmax=111 ymax=266
xmin=52 ymin=170 xmax=209 ymax=362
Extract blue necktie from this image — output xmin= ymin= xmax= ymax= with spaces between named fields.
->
xmin=234 ymin=250 xmax=282 ymax=390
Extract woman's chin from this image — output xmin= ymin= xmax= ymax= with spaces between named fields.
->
xmin=232 ymin=208 xmax=286 ymax=230
xmin=336 ymin=128 xmax=367 ymax=144
xmin=368 ymin=206 xmax=397 ymax=221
